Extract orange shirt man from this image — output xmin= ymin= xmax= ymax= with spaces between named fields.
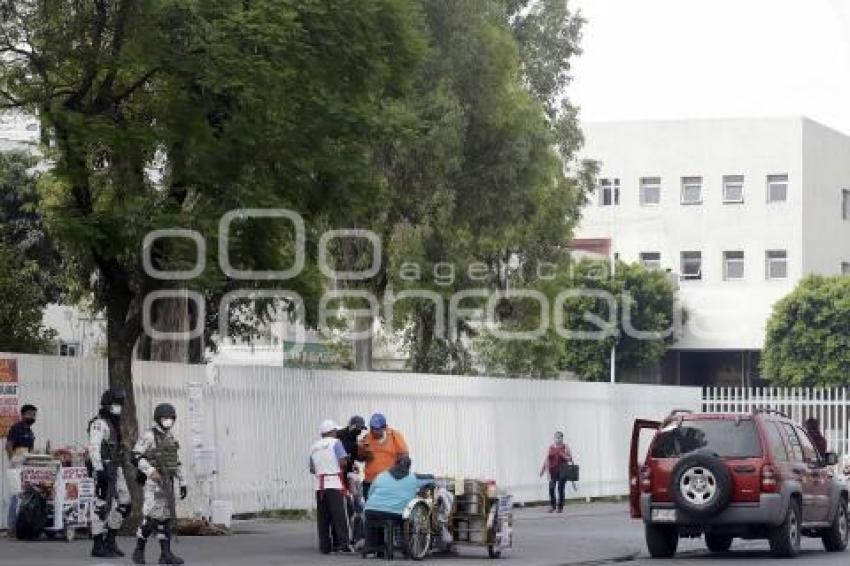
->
xmin=358 ymin=413 xmax=408 ymax=500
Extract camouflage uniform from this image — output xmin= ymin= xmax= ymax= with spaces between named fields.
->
xmin=131 ymin=404 xmax=187 ymax=565
xmin=88 ymin=389 xmax=130 ymax=559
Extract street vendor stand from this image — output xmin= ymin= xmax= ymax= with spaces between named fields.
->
xmin=18 ymin=452 xmax=94 ymax=541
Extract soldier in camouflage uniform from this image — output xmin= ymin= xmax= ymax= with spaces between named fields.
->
xmin=131 ymin=403 xmax=188 ymax=565
xmin=88 ymin=389 xmax=131 ymax=558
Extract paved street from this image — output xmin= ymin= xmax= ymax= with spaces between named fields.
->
xmin=0 ymin=502 xmax=846 ymax=566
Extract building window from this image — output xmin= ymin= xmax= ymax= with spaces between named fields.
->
xmin=767 ymin=174 xmax=788 ymax=203
xmin=723 ymin=251 xmax=745 ymax=280
xmin=842 ymin=262 xmax=850 ymax=275
xmin=723 ymin=175 xmax=744 ymax=203
xmin=680 ymin=251 xmax=702 ymax=280
xmin=842 ymin=189 xmax=850 ymax=220
xmin=640 ymin=177 xmax=661 ymax=206
xmin=58 ymin=342 xmax=79 ymax=357
xmin=766 ymin=250 xmax=788 ymax=279
xmin=599 ymin=178 xmax=620 ymax=206
xmin=680 ymin=176 xmax=702 ymax=205
xmin=640 ymin=252 xmax=661 ymax=270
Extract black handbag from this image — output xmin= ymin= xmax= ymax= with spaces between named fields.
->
xmin=560 ymin=463 xmax=579 ymax=482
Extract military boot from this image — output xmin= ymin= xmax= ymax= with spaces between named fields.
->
xmin=105 ymin=529 xmax=125 ymax=557
xmin=132 ymin=537 xmax=147 ymax=564
xmin=91 ymin=534 xmax=112 ymax=558
xmin=159 ymin=539 xmax=184 ymax=565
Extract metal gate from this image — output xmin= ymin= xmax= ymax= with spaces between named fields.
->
xmin=703 ymin=387 xmax=850 ymax=457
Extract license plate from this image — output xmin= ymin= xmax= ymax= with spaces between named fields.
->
xmin=651 ymin=509 xmax=677 ymax=523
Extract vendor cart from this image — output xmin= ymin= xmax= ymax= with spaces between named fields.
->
xmin=448 ymin=479 xmax=513 ymax=559
xmin=18 ymin=454 xmax=94 ymax=542
xmin=401 ymin=477 xmax=513 ymax=560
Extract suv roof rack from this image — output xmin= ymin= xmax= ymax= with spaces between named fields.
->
xmin=753 ymin=407 xmax=790 ymax=419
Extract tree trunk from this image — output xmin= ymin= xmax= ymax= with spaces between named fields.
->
xmin=411 ymin=307 xmax=436 ymax=373
xmin=149 ymin=296 xmax=190 ymax=363
xmin=106 ymin=292 xmax=144 ymax=535
xmin=353 ymin=312 xmax=373 ymax=370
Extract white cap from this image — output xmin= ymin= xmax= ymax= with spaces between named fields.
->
xmin=320 ymin=419 xmax=338 ymax=435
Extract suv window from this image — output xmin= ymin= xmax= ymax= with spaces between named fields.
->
xmin=765 ymin=422 xmax=789 ymax=462
xmin=781 ymin=424 xmax=805 ymax=462
xmin=651 ymin=419 xmax=763 ymax=459
xmin=794 ymin=426 xmax=820 ymax=464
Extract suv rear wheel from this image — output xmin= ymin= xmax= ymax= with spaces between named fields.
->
xmin=822 ymin=497 xmax=848 ymax=552
xmin=769 ymin=499 xmax=801 ymax=557
xmin=670 ymin=451 xmax=733 ymax=518
xmin=704 ymin=534 xmax=733 ymax=553
xmin=646 ymin=524 xmax=678 ymax=558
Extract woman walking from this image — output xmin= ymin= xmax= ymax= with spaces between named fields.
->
xmin=539 ymin=431 xmax=573 ymax=513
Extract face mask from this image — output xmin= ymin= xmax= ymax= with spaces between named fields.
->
xmin=160 ymin=418 xmax=174 ymax=430
xmin=23 ymin=417 xmax=36 ymax=426
xmin=110 ymin=404 xmax=123 ymax=416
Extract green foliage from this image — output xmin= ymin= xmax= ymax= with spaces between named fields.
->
xmin=342 ymin=0 xmax=592 ymax=373
xmin=0 ymin=150 xmax=62 ymax=301
xmin=762 ymin=275 xmax=850 ymax=386
xmin=1 ymin=0 xmax=427 ymax=365
xmin=479 ymin=259 xmax=679 ymax=380
xmin=0 ymin=242 xmax=57 ymax=353
xmin=0 ymin=150 xmax=61 ymax=353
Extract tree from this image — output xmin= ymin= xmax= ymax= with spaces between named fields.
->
xmin=0 ymin=150 xmax=62 ymax=301
xmin=762 ymin=275 xmax=850 ymax=386
xmin=479 ymin=259 xmax=679 ymax=381
xmin=325 ymin=0 xmax=593 ymax=373
xmin=0 ymin=242 xmax=56 ymax=353
xmin=0 ymin=149 xmax=60 ymax=353
xmin=2 ymin=0 xmax=426 ymax=526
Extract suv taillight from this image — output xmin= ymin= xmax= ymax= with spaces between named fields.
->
xmin=640 ymin=465 xmax=652 ymax=493
xmin=761 ymin=464 xmax=778 ymax=493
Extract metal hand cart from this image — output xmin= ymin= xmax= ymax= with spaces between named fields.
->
xmin=401 ymin=477 xmax=513 ymax=560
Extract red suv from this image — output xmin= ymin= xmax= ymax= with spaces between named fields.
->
xmin=629 ymin=409 xmax=849 ymax=558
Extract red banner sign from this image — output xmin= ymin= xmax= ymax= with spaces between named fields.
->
xmin=0 ymin=358 xmax=19 ymax=438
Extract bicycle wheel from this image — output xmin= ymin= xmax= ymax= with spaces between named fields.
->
xmin=405 ymin=502 xmax=432 ymax=561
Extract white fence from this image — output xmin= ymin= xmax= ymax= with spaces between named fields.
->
xmin=208 ymin=366 xmax=702 ymax=513
xmin=1 ymin=352 xmax=703 ymax=526
xmin=0 ymin=354 xmax=208 ymax=530
xmin=703 ymin=387 xmax=850 ymax=457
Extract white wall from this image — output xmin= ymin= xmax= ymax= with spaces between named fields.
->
xmin=801 ymin=118 xmax=850 ymax=275
xmin=1 ymin=354 xmax=703 ymax=526
xmin=577 ymin=118 xmax=805 ymax=349
xmin=0 ymin=354 xmax=207 ymax=530
xmin=207 ymin=366 xmax=702 ymax=512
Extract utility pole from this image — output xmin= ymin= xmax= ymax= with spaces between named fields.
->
xmin=609 ymin=181 xmax=617 ymax=384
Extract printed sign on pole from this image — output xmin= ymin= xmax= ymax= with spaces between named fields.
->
xmin=0 ymin=358 xmax=19 ymax=438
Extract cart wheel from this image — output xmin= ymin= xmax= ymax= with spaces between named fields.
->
xmin=404 ymin=502 xmax=432 ymax=561
xmin=65 ymin=529 xmax=76 ymax=543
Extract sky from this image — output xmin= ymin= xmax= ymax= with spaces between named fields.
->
xmin=570 ymin=0 xmax=850 ymax=135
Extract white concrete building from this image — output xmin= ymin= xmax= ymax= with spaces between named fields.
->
xmin=0 ymin=111 xmax=40 ymax=152
xmin=575 ymin=117 xmax=850 ymax=386
xmin=41 ymin=304 xmax=107 ymax=357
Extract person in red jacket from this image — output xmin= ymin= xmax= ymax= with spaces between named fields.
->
xmin=539 ymin=431 xmax=573 ymax=513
